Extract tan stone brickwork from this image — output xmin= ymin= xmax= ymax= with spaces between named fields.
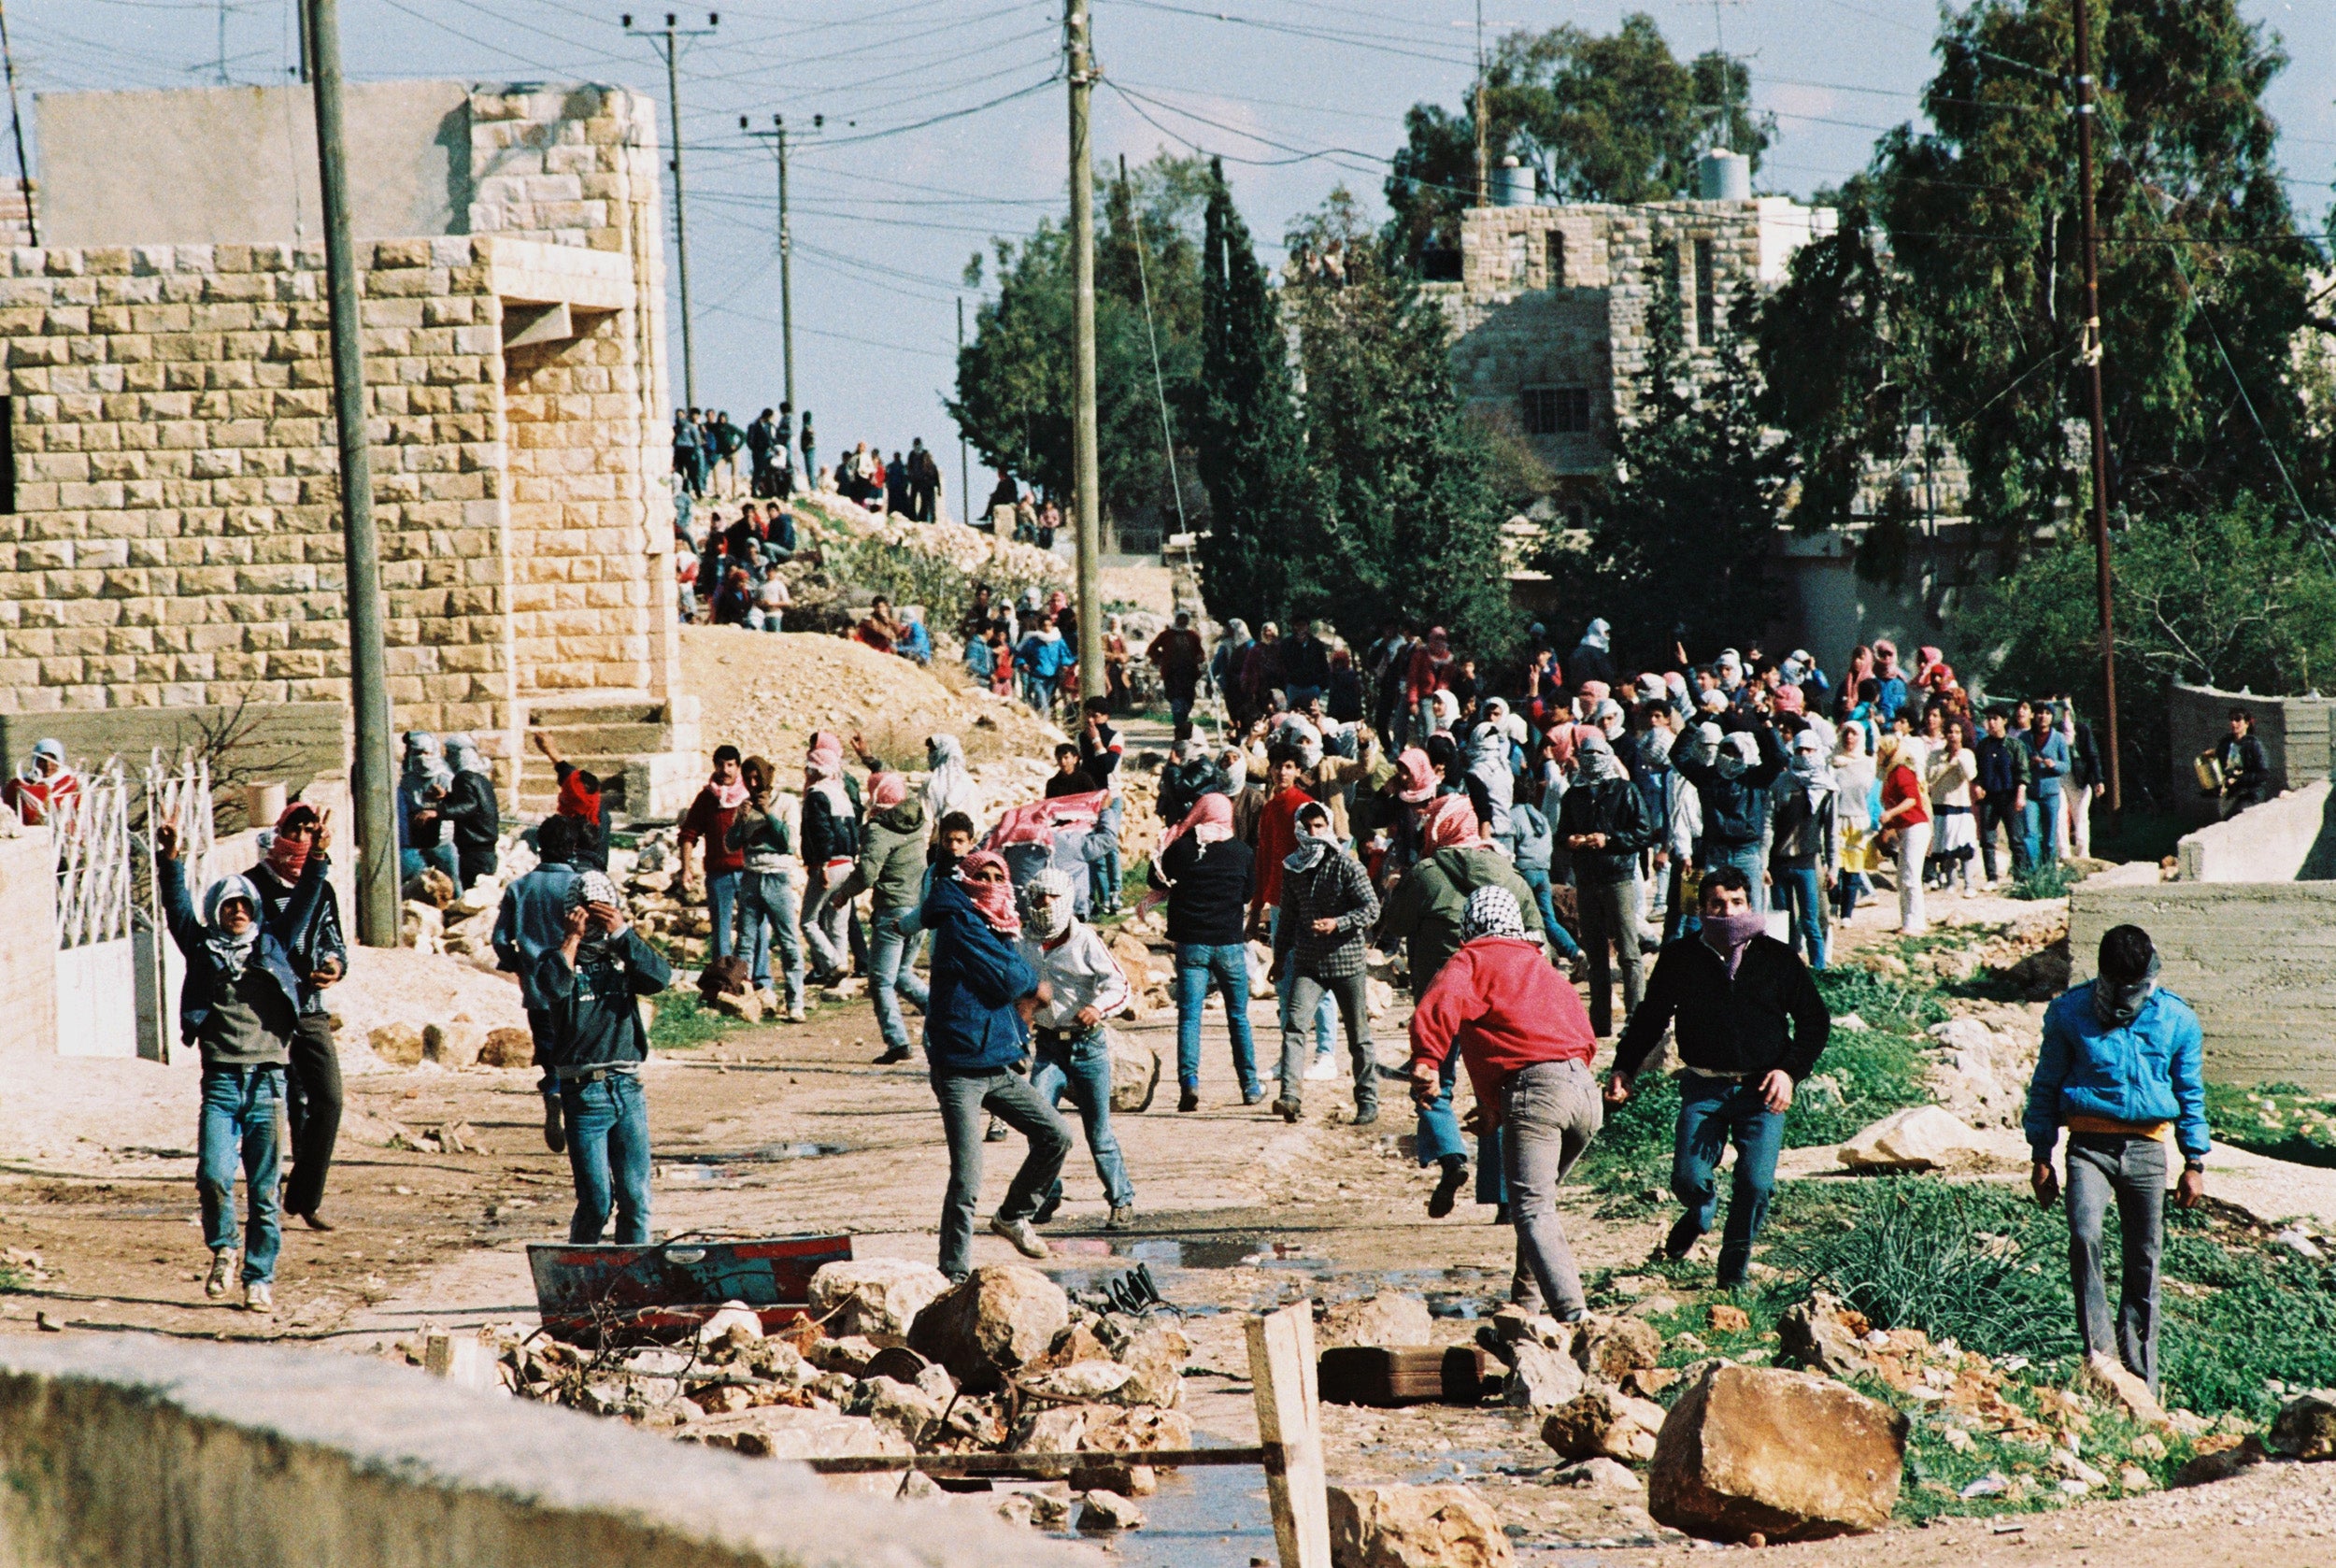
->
xmin=0 ymin=85 xmax=678 ymax=787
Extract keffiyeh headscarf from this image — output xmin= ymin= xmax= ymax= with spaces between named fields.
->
xmin=1160 ymin=791 xmax=1232 ymax=857
xmin=1715 ymin=731 xmax=1759 ymax=780
xmin=1578 ymin=618 xmax=1611 ymax=653
xmin=445 ymin=733 xmax=492 ymax=778
xmin=1393 ymin=748 xmax=1436 ymax=805
xmin=1284 ymin=801 xmax=1333 ymax=876
xmin=1787 ymin=728 xmax=1836 ymax=810
xmin=1420 ymin=793 xmax=1481 ymax=851
xmin=567 ymin=868 xmax=623 ymax=910
xmin=923 ymin=734 xmax=977 ymax=827
xmin=1019 ymin=866 xmax=1075 ymax=941
xmin=1460 ymin=884 xmax=1527 ymax=943
xmin=1574 ymin=732 xmax=1628 ymax=784
xmin=954 ymin=849 xmax=1020 ymax=935
xmin=201 ymin=875 xmax=263 ymax=981
xmin=869 ymin=772 xmax=910 ymax=811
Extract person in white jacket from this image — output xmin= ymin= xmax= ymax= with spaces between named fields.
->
xmin=1017 ymin=869 xmax=1137 ymax=1231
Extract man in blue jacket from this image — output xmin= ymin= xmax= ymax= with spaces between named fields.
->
xmin=2025 ymin=924 xmax=2207 ymax=1395
xmin=493 ymin=815 xmax=581 ymax=1154
xmin=921 ymin=849 xmax=1072 ymax=1279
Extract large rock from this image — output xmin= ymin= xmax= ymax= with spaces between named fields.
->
xmin=908 ymin=1264 xmax=1070 ymax=1392
xmin=809 ymin=1258 xmax=954 ymax=1341
xmin=848 ymin=1376 xmax=948 ymax=1445
xmin=1574 ymin=1317 xmax=1663 ymax=1381
xmin=1076 ymin=1490 xmax=1146 ymax=1532
xmin=1117 ymin=1324 xmax=1189 ymax=1408
xmin=2077 ymin=1351 xmax=2170 ymax=1430
xmin=681 ymin=1405 xmax=911 ymax=1461
xmin=1322 ymin=1292 xmax=1435 ymax=1349
xmin=1648 ymin=1363 xmax=1906 ymax=1543
xmin=1502 ymin=1341 xmax=1584 ymax=1413
xmin=1083 ymin=1404 xmax=1194 ymax=1455
xmin=368 ymin=1022 xmax=424 ymax=1068
xmin=1837 ymin=1105 xmax=1996 ymax=1172
xmin=1022 ymin=1359 xmax=1140 ymax=1404
xmin=1543 ymin=1389 xmax=1666 ymax=1464
xmin=423 ymin=1020 xmax=485 ymax=1067
xmin=1327 ymin=1484 xmax=1514 ymax=1568
xmin=478 ymin=1026 xmax=535 ymax=1068
xmin=2272 ymin=1390 xmax=2336 ymax=1460
xmin=1108 ymin=1027 xmax=1161 ymax=1111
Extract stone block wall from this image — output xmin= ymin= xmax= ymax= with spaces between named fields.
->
xmin=2169 ymin=679 xmax=2333 ymax=823
xmin=0 ymin=84 xmax=677 ymax=793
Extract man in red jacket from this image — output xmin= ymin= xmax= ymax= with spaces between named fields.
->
xmin=1408 ymin=885 xmax=1601 ymax=1321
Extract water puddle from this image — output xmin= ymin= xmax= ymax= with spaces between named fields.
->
xmin=655 ymin=1143 xmax=848 ymax=1183
xmin=1039 ymin=1442 xmax=1278 ymax=1564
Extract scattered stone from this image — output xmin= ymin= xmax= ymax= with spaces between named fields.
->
xmin=1116 ymin=1323 xmax=1189 ymax=1408
xmin=696 ymin=1302 xmax=763 ymax=1349
xmin=1926 ymin=1018 xmax=2001 ymax=1054
xmin=681 ymin=1406 xmax=912 ymax=1463
xmin=1837 ymin=1105 xmax=1997 ymax=1172
xmin=852 ymin=1376 xmax=948 ymax=1445
xmin=1322 ymin=1292 xmax=1435 ymax=1349
xmin=1483 ymin=1305 xmax=1574 ymax=1354
xmin=478 ymin=1026 xmax=535 ymax=1068
xmin=712 ymin=989 xmax=765 ymax=1023
xmin=809 ymin=1335 xmax=883 ymax=1376
xmin=2273 ymin=1227 xmax=2324 ymax=1261
xmin=2272 ymin=1390 xmax=2336 ymax=1461
xmin=1083 ymin=1404 xmax=1195 ymax=1455
xmin=809 ymin=1258 xmax=954 ymax=1341
xmin=2118 ymin=1465 xmax=2154 ymax=1492
xmin=2076 ymin=1351 xmax=2170 ymax=1430
xmin=369 ymin=1022 xmax=425 ymax=1068
xmin=1107 ymin=1027 xmax=1161 ymax=1110
xmin=422 ymin=1329 xmax=503 ymax=1393
xmin=1707 ymin=1304 xmax=1750 ymax=1334
xmin=1647 ymin=1362 xmax=1907 ymax=1543
xmin=1573 ymin=1317 xmax=1663 ymax=1381
xmin=423 ymin=1020 xmax=486 ymax=1067
xmin=907 ymin=1264 xmax=1071 ymax=1392
xmin=1624 ymin=1295 xmax=1679 ymax=1320
xmin=2049 ymin=1448 xmax=2107 ymax=1489
xmin=1622 ymin=1367 xmax=1680 ymax=1401
xmin=1554 ymin=1457 xmax=1642 ymax=1490
xmin=1015 ymin=1404 xmax=1093 ymax=1453
xmin=1775 ymin=1293 xmax=1873 ymax=1380
xmin=1502 ymin=1341 xmax=1585 ymax=1413
xmin=1327 ymin=1483 xmax=1514 ymax=1568
xmin=1076 ymin=1489 xmax=1147 ymax=1532
xmin=2173 ymin=1437 xmax=2265 ymax=1488
xmin=1023 ymin=1359 xmax=1140 ymax=1403
xmin=1070 ymin=1460 xmax=1158 ymax=1497
xmin=1543 ymin=1388 xmax=1666 ymax=1464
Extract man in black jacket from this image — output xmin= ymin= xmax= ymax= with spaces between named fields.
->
xmin=1606 ymin=866 xmax=1830 ymax=1286
xmin=1151 ymin=794 xmax=1261 ymax=1111
xmin=1556 ymin=733 xmax=1656 ymax=1037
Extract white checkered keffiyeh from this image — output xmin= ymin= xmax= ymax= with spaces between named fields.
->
xmin=567 ymin=869 xmax=623 ymax=910
xmin=1460 ymin=884 xmax=1527 ymax=943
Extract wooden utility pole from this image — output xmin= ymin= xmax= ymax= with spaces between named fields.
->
xmin=627 ymin=12 xmax=718 ymax=407
xmin=0 ymin=2 xmax=36 ymax=245
xmin=303 ymin=0 xmax=396 ymax=944
xmin=2072 ymin=0 xmax=2122 ymax=817
xmin=957 ymin=296 xmax=970 ymax=528
xmin=1066 ymin=0 xmax=1104 ymax=699
xmin=1473 ymin=0 xmax=1488 ymax=206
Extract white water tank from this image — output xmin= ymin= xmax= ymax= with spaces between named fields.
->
xmin=1699 ymin=148 xmax=1751 ymax=202
xmin=1494 ymin=155 xmax=1533 ymax=207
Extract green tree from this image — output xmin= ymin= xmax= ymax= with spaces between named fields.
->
xmin=1977 ymin=497 xmax=2336 ymax=797
xmin=1284 ymin=192 xmax=1519 ymax=662
xmin=1386 ymin=14 xmax=1773 ymax=270
xmin=949 ymin=154 xmax=1208 ymax=522
xmin=1555 ymin=245 xmax=1784 ymax=663
xmin=1193 ymin=159 xmax=1313 ymax=629
xmin=1757 ymin=0 xmax=2323 ymax=571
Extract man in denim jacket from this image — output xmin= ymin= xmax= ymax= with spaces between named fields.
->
xmin=2025 ymin=923 xmax=2207 ymax=1395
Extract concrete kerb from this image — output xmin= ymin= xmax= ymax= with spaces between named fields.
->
xmin=0 ymin=1333 xmax=1081 ymax=1567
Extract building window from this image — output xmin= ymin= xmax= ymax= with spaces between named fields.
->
xmin=1693 ymin=237 xmax=1716 ymax=345
xmin=1546 ymin=230 xmax=1565 ymax=288
xmin=1504 ymin=230 xmax=1529 ymax=280
xmin=0 ymin=397 xmax=14 ymax=515
xmin=1521 ymin=386 xmax=1592 ymax=436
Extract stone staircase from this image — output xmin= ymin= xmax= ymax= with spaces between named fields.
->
xmin=518 ymin=692 xmax=703 ymax=822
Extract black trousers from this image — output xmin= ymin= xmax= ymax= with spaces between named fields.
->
xmin=283 ymin=1012 xmax=343 ymax=1217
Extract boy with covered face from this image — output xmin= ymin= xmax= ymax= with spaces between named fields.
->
xmin=1016 ymin=868 xmax=1137 ymax=1231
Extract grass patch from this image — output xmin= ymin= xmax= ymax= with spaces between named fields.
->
xmin=2007 ymin=861 xmax=2081 ymax=900
xmin=2203 ymin=1080 xmax=2336 ymax=1169
xmin=648 ymin=989 xmax=756 ymax=1051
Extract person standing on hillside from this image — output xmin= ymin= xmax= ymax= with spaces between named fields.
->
xmin=725 ymin=756 xmax=808 ymax=1024
xmin=800 ymin=732 xmax=865 ymax=986
xmin=1608 ymin=866 xmax=1830 ymax=1287
xmin=1146 ymin=610 xmax=1207 ymax=737
xmin=2026 ymin=923 xmax=2206 ymax=1396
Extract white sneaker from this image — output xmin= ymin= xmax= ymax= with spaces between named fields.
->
xmin=990 ymin=1214 xmax=1050 ymax=1259
xmin=243 ymin=1280 xmax=273 ymax=1313
xmin=205 ymin=1250 xmax=235 ymax=1299
xmin=786 ymin=1004 xmax=807 ymax=1023
xmin=1304 ymin=1054 xmax=1339 ymax=1082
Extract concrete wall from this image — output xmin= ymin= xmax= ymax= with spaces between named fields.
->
xmin=2168 ymin=680 xmax=2334 ymax=825
xmin=37 ymin=82 xmax=472 ymax=249
xmin=2071 ymin=878 xmax=2336 ymax=1089
xmin=0 ymin=1332 xmax=1073 ymax=1568
xmin=2174 ymin=778 xmax=2336 ymax=882
xmin=0 ymin=820 xmax=56 ymax=1056
xmin=0 ymin=704 xmax=348 ymax=804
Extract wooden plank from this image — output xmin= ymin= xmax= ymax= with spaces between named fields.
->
xmin=1318 ymin=1346 xmax=1446 ymax=1406
xmin=1248 ymin=1301 xmax=1332 ymax=1568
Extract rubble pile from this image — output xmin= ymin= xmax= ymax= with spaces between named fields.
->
xmin=423 ymin=1262 xmax=1190 ymax=1533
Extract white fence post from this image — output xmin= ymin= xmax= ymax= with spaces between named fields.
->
xmin=53 ymin=763 xmax=137 ymax=1058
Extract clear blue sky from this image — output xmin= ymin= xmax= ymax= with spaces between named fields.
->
xmin=16 ymin=0 xmax=2331 ymax=479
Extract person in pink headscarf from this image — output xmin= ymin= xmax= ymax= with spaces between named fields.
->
xmin=859 ymin=768 xmax=933 ymax=1063
xmin=1147 ymin=792 xmax=1263 ymax=1109
xmin=800 ymin=731 xmax=862 ymax=985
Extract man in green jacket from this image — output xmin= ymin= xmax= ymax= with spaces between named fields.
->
xmin=861 ymin=772 xmax=932 ymax=1063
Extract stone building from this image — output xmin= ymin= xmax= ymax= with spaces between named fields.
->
xmin=0 ymin=80 xmax=698 ymax=815
xmin=1427 ymin=169 xmax=1838 ymax=524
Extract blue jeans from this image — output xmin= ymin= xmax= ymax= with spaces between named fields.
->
xmin=1673 ymin=1077 xmax=1785 ymax=1286
xmin=561 ymin=1071 xmax=652 ymax=1244
xmin=1175 ymin=943 xmax=1261 ymax=1096
xmin=738 ymin=869 xmax=805 ymax=1010
xmin=868 ymin=907 xmax=932 ymax=1052
xmin=932 ymin=1067 xmax=1072 ymax=1278
xmin=1415 ymin=1053 xmax=1507 ymax=1203
xmin=1087 ymin=801 xmax=1124 ymax=912
xmin=705 ymin=867 xmax=741 ymax=961
xmin=399 ymin=844 xmax=456 ymax=884
xmin=1775 ymin=865 xmax=1826 ymax=969
xmin=1268 ymin=907 xmax=1334 ymax=1059
xmin=2025 ymin=795 xmax=2060 ymax=869
xmin=198 ymin=1065 xmax=283 ymax=1284
xmin=1031 ymin=1027 xmax=1135 ymax=1210
xmin=1517 ymin=867 xmax=1581 ymax=960
xmin=1704 ymin=843 xmax=1767 ymax=911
